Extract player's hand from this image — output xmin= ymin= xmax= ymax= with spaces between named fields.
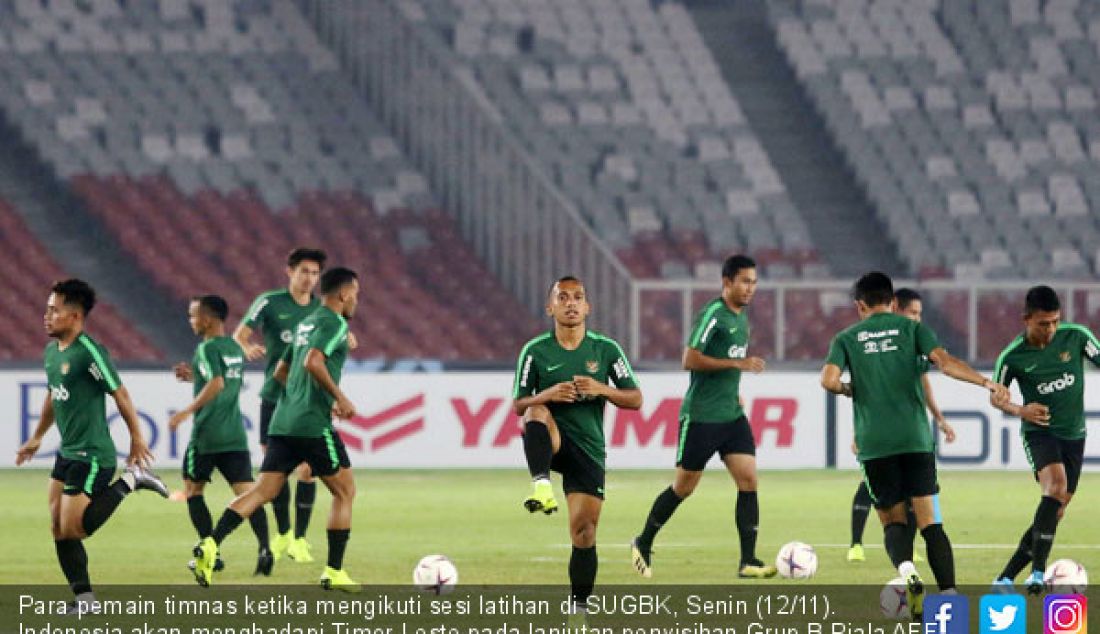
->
xmin=936 ymin=417 xmax=956 ymax=443
xmin=572 ymin=375 xmax=606 ymax=399
xmin=738 ymin=357 xmax=766 ymax=373
xmin=849 ymin=440 xmax=858 ymax=455
xmin=167 ymin=411 xmax=188 ymax=432
xmin=986 ymin=380 xmax=1010 ymax=405
xmin=15 ymin=437 xmax=42 ymax=466
xmin=173 ymin=362 xmax=193 ymax=382
xmin=347 ymin=332 xmax=359 ymax=351
xmin=244 ymin=343 xmax=267 ymax=361
xmin=127 ymin=438 xmax=153 ymax=468
xmin=544 ymin=381 xmax=578 ymax=403
xmin=333 ymin=396 xmax=357 ymax=420
xmin=1020 ymin=402 xmax=1051 ymax=426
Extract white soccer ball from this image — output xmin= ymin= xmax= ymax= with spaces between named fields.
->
xmin=879 ymin=578 xmax=910 ymax=619
xmin=1045 ymin=559 xmax=1088 ymax=593
xmin=775 ymin=541 xmax=818 ymax=579
xmin=413 ymin=555 xmax=458 ymax=595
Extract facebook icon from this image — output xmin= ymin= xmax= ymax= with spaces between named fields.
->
xmin=924 ymin=595 xmax=970 ymax=634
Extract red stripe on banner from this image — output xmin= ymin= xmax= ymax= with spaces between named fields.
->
xmin=337 ymin=429 xmax=363 ymax=452
xmin=371 ymin=419 xmax=425 ymax=451
xmin=347 ymin=394 xmax=424 ymax=430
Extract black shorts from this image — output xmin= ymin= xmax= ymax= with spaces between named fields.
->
xmin=181 ymin=445 xmax=254 ymax=484
xmin=1023 ymin=430 xmax=1085 ymax=494
xmin=260 ymin=430 xmax=350 ymax=477
xmin=551 ymin=433 xmax=605 ymax=499
xmin=51 ymin=456 xmax=115 ymax=497
xmin=676 ymin=416 xmax=756 ymax=471
xmin=258 ymin=399 xmax=278 ymax=445
xmin=860 ymin=452 xmax=938 ymax=510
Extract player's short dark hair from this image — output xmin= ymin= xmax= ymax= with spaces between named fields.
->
xmin=722 ymin=254 xmax=756 ymax=280
xmin=853 ymin=271 xmax=894 ymax=307
xmin=51 ymin=279 xmax=96 ymax=315
xmin=320 ymin=267 xmax=358 ymax=295
xmin=1025 ymin=285 xmax=1061 ymax=315
xmin=894 ymin=288 xmax=922 ymax=310
xmin=192 ymin=295 xmax=229 ymax=321
xmin=287 ymin=247 xmax=327 ymax=269
xmin=548 ymin=275 xmax=583 ymax=298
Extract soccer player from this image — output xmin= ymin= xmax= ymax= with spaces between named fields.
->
xmin=194 ymin=267 xmax=360 ymax=591
xmin=16 ymin=279 xmax=168 ymax=613
xmin=169 ymin=295 xmax=272 ymax=579
xmin=820 ymin=272 xmax=1008 ymax=618
xmin=847 ymin=288 xmax=956 ymax=563
xmin=631 ymin=254 xmax=774 ymax=580
xmin=515 ymin=276 xmax=641 ymax=621
xmin=990 ymin=286 xmax=1099 ymax=594
xmin=234 ymin=247 xmax=325 ymax=564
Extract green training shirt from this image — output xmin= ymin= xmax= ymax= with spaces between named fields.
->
xmin=241 ymin=289 xmax=320 ymax=403
xmin=826 ymin=311 xmax=941 ymax=461
xmin=680 ymin=298 xmax=750 ymax=424
xmin=190 ymin=336 xmax=248 ymax=453
xmin=43 ymin=333 xmax=121 ymax=466
xmin=512 ymin=329 xmax=639 ymax=468
xmin=269 ymin=306 xmax=349 ymax=438
xmin=994 ymin=323 xmax=1100 ymax=440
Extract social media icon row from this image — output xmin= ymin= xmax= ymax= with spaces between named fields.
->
xmin=919 ymin=593 xmax=1086 ymax=634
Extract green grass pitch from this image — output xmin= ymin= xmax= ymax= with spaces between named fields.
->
xmin=3 ymin=468 xmax=1096 ymax=586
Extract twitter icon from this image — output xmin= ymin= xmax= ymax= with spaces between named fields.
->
xmin=982 ymin=595 xmax=1026 ymax=634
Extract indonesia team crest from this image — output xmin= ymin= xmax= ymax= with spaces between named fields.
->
xmin=1060 ymin=351 xmax=1071 ymax=362
xmin=586 ymin=360 xmax=599 ymax=373
xmin=60 ymin=362 xmax=70 ymax=375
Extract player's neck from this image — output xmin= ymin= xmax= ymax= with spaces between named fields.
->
xmin=1025 ymin=334 xmax=1048 ymax=349
xmin=321 ymin=298 xmax=345 ymax=318
xmin=862 ymin=306 xmax=892 ymax=319
xmin=56 ymin=327 xmax=82 ymax=350
xmin=202 ymin=324 xmax=225 ymax=340
xmin=288 ymin=286 xmax=312 ymax=305
xmin=554 ymin=323 xmax=586 ymax=350
xmin=721 ymin=295 xmax=744 ymax=314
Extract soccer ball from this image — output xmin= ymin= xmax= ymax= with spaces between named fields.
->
xmin=1045 ymin=559 xmax=1088 ymax=593
xmin=775 ymin=541 xmax=818 ymax=579
xmin=413 ymin=555 xmax=458 ymax=595
xmin=879 ymin=578 xmax=909 ymax=619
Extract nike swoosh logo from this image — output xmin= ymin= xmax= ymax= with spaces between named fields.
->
xmin=1024 ymin=364 xmax=1038 ymax=372
xmin=547 ymin=364 xmax=564 ymax=372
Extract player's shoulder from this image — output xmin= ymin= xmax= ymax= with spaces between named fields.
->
xmin=75 ymin=332 xmax=110 ymax=358
xmin=213 ymin=336 xmax=244 ymax=357
xmin=518 ymin=331 xmax=554 ymax=354
xmin=248 ymin=288 xmax=289 ymax=310
xmin=695 ymin=297 xmax=726 ymax=319
xmin=585 ymin=329 xmax=626 ymax=352
xmin=1057 ymin=322 xmax=1095 ymax=339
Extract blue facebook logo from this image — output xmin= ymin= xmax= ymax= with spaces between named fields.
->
xmin=924 ymin=595 xmax=970 ymax=634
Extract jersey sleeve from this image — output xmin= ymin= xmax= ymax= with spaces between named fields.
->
xmin=993 ymin=347 xmax=1015 ymax=387
xmin=512 ymin=344 xmax=539 ymax=399
xmin=824 ymin=335 xmax=847 ymax=370
xmin=310 ymin=317 xmax=348 ymax=357
xmin=605 ymin=339 xmax=639 ymax=390
xmin=914 ymin=322 xmax=941 ymax=357
xmin=83 ymin=339 xmax=122 ymax=393
xmin=686 ymin=305 xmax=720 ymax=351
xmin=241 ymin=293 xmax=269 ymax=330
xmin=197 ymin=342 xmax=227 ymax=381
xmin=1071 ymin=325 xmax=1100 ymax=368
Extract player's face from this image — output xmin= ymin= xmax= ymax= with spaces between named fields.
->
xmin=187 ymin=300 xmax=206 ymax=335
xmin=1024 ymin=309 xmax=1060 ymax=346
xmin=723 ymin=267 xmax=757 ymax=308
xmin=898 ymin=299 xmax=922 ymax=322
xmin=287 ymin=260 xmax=322 ymax=295
xmin=43 ymin=293 xmax=79 ymax=338
xmin=339 ymin=279 xmax=360 ymax=319
xmin=546 ymin=281 xmax=589 ymax=327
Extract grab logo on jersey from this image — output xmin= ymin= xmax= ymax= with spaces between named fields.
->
xmin=728 ymin=344 xmax=747 ymax=358
xmin=1038 ymin=372 xmax=1076 ymax=395
xmin=49 ymin=384 xmax=70 ymax=402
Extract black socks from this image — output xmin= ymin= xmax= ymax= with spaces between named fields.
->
xmin=569 ymin=546 xmax=597 ymax=607
xmin=735 ymin=491 xmax=759 ymax=564
xmin=850 ymin=483 xmax=873 ymax=545
xmin=523 ymin=421 xmax=552 ymax=479
xmin=637 ymin=486 xmax=684 ymax=552
xmin=55 ymin=539 xmax=91 ymax=595
xmin=921 ymin=523 xmax=956 ymax=591
xmin=187 ymin=495 xmax=213 ymax=538
xmin=327 ymin=529 xmax=350 ymax=569
xmin=81 ymin=480 xmax=130 ymax=537
xmin=272 ymin=482 xmax=291 ymax=534
xmin=883 ymin=522 xmax=912 ymax=568
xmin=294 ymin=481 xmax=317 ymax=539
xmin=212 ymin=509 xmax=245 ymax=544
xmin=1031 ymin=496 xmax=1062 ymax=573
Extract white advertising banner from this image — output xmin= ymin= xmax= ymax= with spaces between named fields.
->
xmin=834 ymin=373 xmax=1100 ymax=470
xmin=2 ymin=371 xmax=828 ymax=469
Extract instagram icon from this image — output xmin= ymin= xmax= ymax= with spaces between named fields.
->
xmin=1045 ymin=595 xmax=1087 ymax=634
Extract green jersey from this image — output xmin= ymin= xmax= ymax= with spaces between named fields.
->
xmin=241 ymin=289 xmax=320 ymax=403
xmin=993 ymin=323 xmax=1100 ymax=440
xmin=190 ymin=336 xmax=248 ymax=453
xmin=826 ymin=312 xmax=941 ymax=461
xmin=680 ymin=298 xmax=750 ymax=424
xmin=43 ymin=333 xmax=122 ymax=465
xmin=269 ymin=306 xmax=349 ymax=438
xmin=512 ymin=329 xmax=638 ymax=467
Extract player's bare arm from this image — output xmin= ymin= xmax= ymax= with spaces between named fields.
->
xmin=920 ymin=374 xmax=955 ymax=442
xmin=111 ymin=385 xmax=154 ymax=467
xmin=927 ymin=348 xmax=1009 ymax=402
xmin=168 ymin=376 xmax=225 ymax=431
xmin=819 ymin=363 xmax=852 ymax=397
xmin=16 ymin=395 xmax=56 ymax=465
xmin=232 ymin=323 xmax=266 ymax=361
xmin=573 ymin=375 xmax=642 ymax=410
xmin=173 ymin=362 xmax=193 ymax=382
xmin=682 ymin=347 xmax=765 ymax=373
xmin=272 ymin=359 xmax=290 ymax=385
xmin=512 ymin=382 xmax=578 ymax=415
xmin=990 ymin=396 xmax=1051 ymax=427
xmin=304 ymin=347 xmax=355 ymax=419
